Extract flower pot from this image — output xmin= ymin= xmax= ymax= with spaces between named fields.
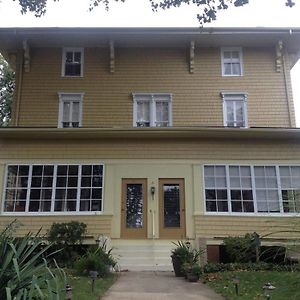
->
xmin=187 ymin=273 xmax=199 ymax=282
xmin=171 ymin=255 xmax=184 ymax=277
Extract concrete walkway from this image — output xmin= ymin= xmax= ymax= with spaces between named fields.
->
xmin=101 ymin=271 xmax=224 ymax=300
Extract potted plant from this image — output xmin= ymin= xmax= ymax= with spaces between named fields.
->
xmin=171 ymin=241 xmax=192 ymax=277
xmin=186 ymin=264 xmax=202 ymax=282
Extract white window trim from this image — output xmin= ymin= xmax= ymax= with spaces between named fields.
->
xmin=132 ymin=93 xmax=173 ymax=127
xmin=1 ymin=163 xmax=105 ymax=216
xmin=221 ymin=91 xmax=248 ymax=128
xmin=203 ymin=164 xmax=300 ymax=217
xmin=61 ymin=47 xmax=84 ymax=77
xmin=221 ymin=47 xmax=243 ymax=77
xmin=58 ymin=92 xmax=84 ymax=128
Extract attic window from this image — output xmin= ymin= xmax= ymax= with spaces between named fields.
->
xmin=62 ymin=48 xmax=84 ymax=77
xmin=221 ymin=47 xmax=243 ymax=76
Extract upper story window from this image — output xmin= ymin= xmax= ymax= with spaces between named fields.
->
xmin=204 ymin=164 xmax=300 ymax=215
xmin=58 ymin=93 xmax=83 ymax=128
xmin=133 ymin=93 xmax=172 ymax=127
xmin=62 ymin=48 xmax=84 ymax=77
xmin=221 ymin=92 xmax=248 ymax=128
xmin=3 ymin=164 xmax=104 ymax=214
xmin=221 ymin=47 xmax=243 ymax=76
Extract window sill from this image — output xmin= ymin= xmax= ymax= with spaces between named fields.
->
xmin=201 ymin=212 xmax=300 ymax=217
xmin=0 ymin=211 xmax=112 ymax=216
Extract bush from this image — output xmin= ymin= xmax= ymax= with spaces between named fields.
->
xmin=223 ymin=233 xmax=256 ymax=263
xmin=74 ymin=243 xmax=117 ymax=278
xmin=47 ymin=221 xmax=87 ymax=266
xmin=0 ymin=220 xmax=65 ymax=299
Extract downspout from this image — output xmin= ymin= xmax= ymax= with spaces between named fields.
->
xmin=282 ymin=49 xmax=295 ymax=127
xmin=14 ymin=51 xmax=23 ymax=126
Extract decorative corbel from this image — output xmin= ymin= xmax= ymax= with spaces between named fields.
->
xmin=23 ymin=40 xmax=30 ymax=73
xmin=275 ymin=40 xmax=283 ymax=73
xmin=109 ymin=40 xmax=115 ymax=73
xmin=189 ymin=40 xmax=195 ymax=74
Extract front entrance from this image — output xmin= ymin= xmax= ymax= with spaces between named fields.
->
xmin=159 ymin=179 xmax=186 ymax=239
xmin=121 ymin=179 xmax=147 ymax=239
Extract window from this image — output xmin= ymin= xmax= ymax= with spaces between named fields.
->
xmin=221 ymin=47 xmax=243 ymax=76
xmin=62 ymin=48 xmax=83 ymax=77
xmin=58 ymin=93 xmax=83 ymax=128
xmin=3 ymin=164 xmax=104 ymax=213
xmin=133 ymin=93 xmax=172 ymax=127
xmin=204 ymin=165 xmax=300 ymax=215
xmin=221 ymin=92 xmax=248 ymax=128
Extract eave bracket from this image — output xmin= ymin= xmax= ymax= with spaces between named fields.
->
xmin=109 ymin=40 xmax=115 ymax=73
xmin=23 ymin=40 xmax=30 ymax=73
xmin=189 ymin=40 xmax=195 ymax=74
xmin=275 ymin=40 xmax=283 ymax=73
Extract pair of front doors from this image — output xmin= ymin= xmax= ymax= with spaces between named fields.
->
xmin=121 ymin=178 xmax=185 ymax=239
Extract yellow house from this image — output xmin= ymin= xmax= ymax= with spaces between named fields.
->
xmin=0 ymin=27 xmax=300 ymax=270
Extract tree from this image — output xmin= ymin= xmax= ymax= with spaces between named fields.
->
xmin=0 ymin=54 xmax=15 ymax=127
xmin=13 ymin=0 xmax=297 ymax=25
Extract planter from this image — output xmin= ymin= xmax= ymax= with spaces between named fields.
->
xmin=171 ymin=255 xmax=184 ymax=277
xmin=187 ymin=272 xmax=199 ymax=282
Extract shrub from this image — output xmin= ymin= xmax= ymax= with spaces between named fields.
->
xmin=0 ymin=220 xmax=66 ymax=299
xmin=74 ymin=242 xmax=117 ymax=277
xmin=47 ymin=221 xmax=87 ymax=265
xmin=223 ymin=233 xmax=256 ymax=263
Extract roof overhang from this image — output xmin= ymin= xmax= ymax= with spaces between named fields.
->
xmin=1 ymin=127 xmax=300 ymax=142
xmin=1 ymin=27 xmax=300 ymax=53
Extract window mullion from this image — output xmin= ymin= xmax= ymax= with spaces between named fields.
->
xmin=51 ymin=165 xmax=57 ymax=213
xmin=225 ymin=166 xmax=232 ymax=213
xmin=250 ymin=166 xmax=258 ymax=214
xmin=276 ymin=165 xmax=284 ymax=213
xmin=25 ymin=165 xmax=33 ymax=213
xmin=76 ymin=165 xmax=82 ymax=212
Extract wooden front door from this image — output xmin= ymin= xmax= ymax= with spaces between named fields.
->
xmin=121 ymin=179 xmax=147 ymax=239
xmin=159 ymin=179 xmax=186 ymax=239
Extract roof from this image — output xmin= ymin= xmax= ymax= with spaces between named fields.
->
xmin=1 ymin=27 xmax=300 ymax=52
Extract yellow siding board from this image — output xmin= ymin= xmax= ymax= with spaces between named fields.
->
xmin=15 ymin=47 xmax=293 ymax=128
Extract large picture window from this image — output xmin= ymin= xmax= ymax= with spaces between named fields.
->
xmin=3 ymin=164 xmax=104 ymax=213
xmin=204 ymin=165 xmax=300 ymax=215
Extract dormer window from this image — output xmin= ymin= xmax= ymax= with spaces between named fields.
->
xmin=221 ymin=92 xmax=248 ymax=128
xmin=221 ymin=47 xmax=243 ymax=76
xmin=58 ymin=93 xmax=83 ymax=128
xmin=62 ymin=48 xmax=84 ymax=77
xmin=133 ymin=93 xmax=172 ymax=127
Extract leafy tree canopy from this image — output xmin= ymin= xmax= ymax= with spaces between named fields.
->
xmin=0 ymin=54 xmax=15 ymax=127
xmin=13 ymin=0 xmax=297 ymax=25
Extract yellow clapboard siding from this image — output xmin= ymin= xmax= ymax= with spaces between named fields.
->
xmin=14 ymin=47 xmax=294 ymax=128
xmin=195 ymin=215 xmax=299 ymax=239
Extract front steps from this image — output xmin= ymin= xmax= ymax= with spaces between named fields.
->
xmin=111 ymin=239 xmax=175 ymax=271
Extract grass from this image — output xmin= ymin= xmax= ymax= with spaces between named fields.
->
xmin=206 ymin=271 xmax=300 ymax=300
xmin=64 ymin=270 xmax=118 ymax=300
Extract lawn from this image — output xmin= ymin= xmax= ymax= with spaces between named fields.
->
xmin=206 ymin=271 xmax=300 ymax=300
xmin=64 ymin=271 xmax=118 ymax=300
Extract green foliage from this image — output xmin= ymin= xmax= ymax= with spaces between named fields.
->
xmin=0 ymin=54 xmax=15 ymax=127
xmin=223 ymin=233 xmax=256 ymax=263
xmin=0 ymin=220 xmax=66 ymax=300
xmin=190 ymin=264 xmax=202 ymax=277
xmin=48 ymin=221 xmax=87 ymax=246
xmin=74 ymin=243 xmax=117 ymax=277
xmin=12 ymin=0 xmax=296 ymax=24
xmin=203 ymin=262 xmax=300 ymax=273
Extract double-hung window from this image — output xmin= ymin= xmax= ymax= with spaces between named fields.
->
xmin=62 ymin=48 xmax=84 ymax=77
xmin=133 ymin=93 xmax=172 ymax=127
xmin=204 ymin=165 xmax=300 ymax=215
xmin=221 ymin=92 xmax=248 ymax=128
xmin=58 ymin=93 xmax=83 ymax=128
xmin=221 ymin=47 xmax=243 ymax=76
xmin=3 ymin=164 xmax=104 ymax=214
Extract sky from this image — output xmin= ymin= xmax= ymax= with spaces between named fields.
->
xmin=0 ymin=0 xmax=300 ymax=125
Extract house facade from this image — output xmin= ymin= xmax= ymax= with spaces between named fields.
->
xmin=0 ymin=27 xmax=300 ymax=269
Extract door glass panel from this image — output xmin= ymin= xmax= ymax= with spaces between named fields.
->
xmin=126 ymin=184 xmax=143 ymax=228
xmin=163 ymin=184 xmax=180 ymax=228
